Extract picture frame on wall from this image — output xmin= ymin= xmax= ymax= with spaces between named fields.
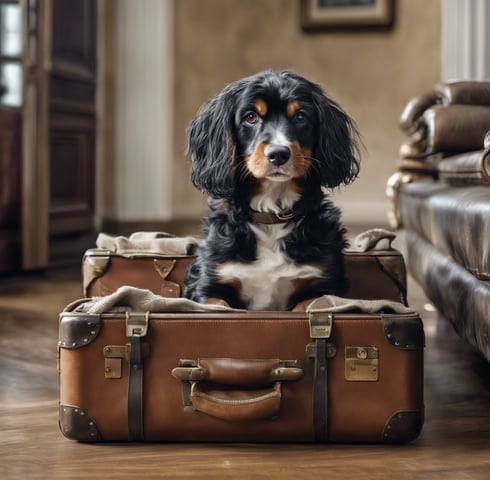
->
xmin=301 ymin=0 xmax=395 ymax=31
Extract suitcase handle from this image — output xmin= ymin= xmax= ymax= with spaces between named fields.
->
xmin=190 ymin=381 xmax=283 ymax=422
xmin=172 ymin=358 xmax=303 ymax=422
xmin=172 ymin=358 xmax=303 ymax=386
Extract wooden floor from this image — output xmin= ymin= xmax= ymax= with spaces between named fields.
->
xmin=1 ymin=266 xmax=489 ymax=479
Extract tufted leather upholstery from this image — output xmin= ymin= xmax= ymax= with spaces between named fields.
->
xmin=398 ymin=183 xmax=490 ymax=280
xmin=388 ymin=81 xmax=490 ymax=362
xmin=397 ymin=230 xmax=490 ymax=361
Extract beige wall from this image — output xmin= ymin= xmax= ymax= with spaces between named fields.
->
xmin=172 ymin=0 xmax=441 ymax=226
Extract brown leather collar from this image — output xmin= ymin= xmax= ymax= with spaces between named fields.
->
xmin=250 ymin=209 xmax=301 ymax=224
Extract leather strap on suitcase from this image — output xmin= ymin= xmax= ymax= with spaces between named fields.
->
xmin=127 ymin=313 xmax=149 ymax=441
xmin=309 ymin=310 xmax=333 ymax=443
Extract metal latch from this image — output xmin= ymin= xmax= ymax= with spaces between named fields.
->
xmin=307 ymin=310 xmax=336 ymax=358
xmin=126 ymin=312 xmax=149 ymax=337
xmin=309 ymin=310 xmax=333 ymax=339
xmin=345 ymin=346 xmax=379 ymax=381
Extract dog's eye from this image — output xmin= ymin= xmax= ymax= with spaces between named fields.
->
xmin=245 ymin=112 xmax=259 ymax=124
xmin=294 ymin=111 xmax=307 ymax=124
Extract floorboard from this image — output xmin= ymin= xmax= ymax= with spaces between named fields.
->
xmin=1 ymin=261 xmax=489 ymax=479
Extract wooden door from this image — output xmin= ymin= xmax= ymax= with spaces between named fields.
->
xmin=0 ymin=0 xmax=22 ymax=272
xmin=48 ymin=0 xmax=96 ymax=238
xmin=0 ymin=0 xmax=97 ymax=272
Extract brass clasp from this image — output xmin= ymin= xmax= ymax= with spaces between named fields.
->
xmin=103 ymin=343 xmax=150 ymax=379
xmin=345 ymin=346 xmax=379 ymax=382
xmin=103 ymin=345 xmax=129 ymax=379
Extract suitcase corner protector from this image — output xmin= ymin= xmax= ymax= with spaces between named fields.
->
xmin=382 ymin=315 xmax=425 ymax=350
xmin=59 ymin=403 xmax=101 ymax=442
xmin=382 ymin=408 xmax=424 ymax=444
xmin=59 ymin=314 xmax=101 ymax=349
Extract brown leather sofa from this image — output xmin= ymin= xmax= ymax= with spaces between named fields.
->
xmin=387 ymin=81 xmax=490 ymax=362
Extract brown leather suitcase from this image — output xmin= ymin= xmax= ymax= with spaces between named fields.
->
xmin=343 ymin=247 xmax=407 ymax=304
xmin=83 ymin=234 xmax=407 ymax=305
xmin=83 ymin=250 xmax=194 ymax=298
xmin=58 ymin=299 xmax=423 ymax=443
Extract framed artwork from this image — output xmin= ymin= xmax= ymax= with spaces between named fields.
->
xmin=301 ymin=0 xmax=395 ymax=30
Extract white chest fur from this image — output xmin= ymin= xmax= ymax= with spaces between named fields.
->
xmin=217 ymin=223 xmax=322 ymax=310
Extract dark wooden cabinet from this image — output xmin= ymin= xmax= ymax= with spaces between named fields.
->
xmin=0 ymin=0 xmax=23 ymax=272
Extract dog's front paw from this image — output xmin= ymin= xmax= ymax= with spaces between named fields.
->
xmin=204 ymin=298 xmax=231 ymax=308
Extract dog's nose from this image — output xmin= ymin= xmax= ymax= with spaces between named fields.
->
xmin=265 ymin=145 xmax=291 ymax=166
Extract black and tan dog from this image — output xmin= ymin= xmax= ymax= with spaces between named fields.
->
xmin=184 ymin=70 xmax=361 ymax=310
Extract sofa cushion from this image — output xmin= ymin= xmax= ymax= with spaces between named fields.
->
xmin=398 ymin=182 xmax=490 ymax=280
xmin=438 ymin=149 xmax=490 ymax=186
xmin=398 ymin=230 xmax=490 ymax=362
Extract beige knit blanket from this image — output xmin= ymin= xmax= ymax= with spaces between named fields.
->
xmin=96 ymin=232 xmax=200 ymax=256
xmin=64 ymin=286 xmax=414 ymax=316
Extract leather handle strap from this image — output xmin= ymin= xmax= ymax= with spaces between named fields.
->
xmin=172 ymin=358 xmax=303 ymax=423
xmin=172 ymin=358 xmax=303 ymax=387
xmin=190 ymin=382 xmax=282 ymax=422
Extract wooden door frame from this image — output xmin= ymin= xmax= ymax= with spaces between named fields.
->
xmin=20 ymin=0 xmax=110 ymax=269
xmin=21 ymin=0 xmax=50 ymax=269
xmin=95 ymin=0 xmax=114 ymax=232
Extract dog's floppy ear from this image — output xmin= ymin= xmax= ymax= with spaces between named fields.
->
xmin=187 ymin=82 xmax=244 ymax=198
xmin=312 ymin=88 xmax=361 ymax=189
